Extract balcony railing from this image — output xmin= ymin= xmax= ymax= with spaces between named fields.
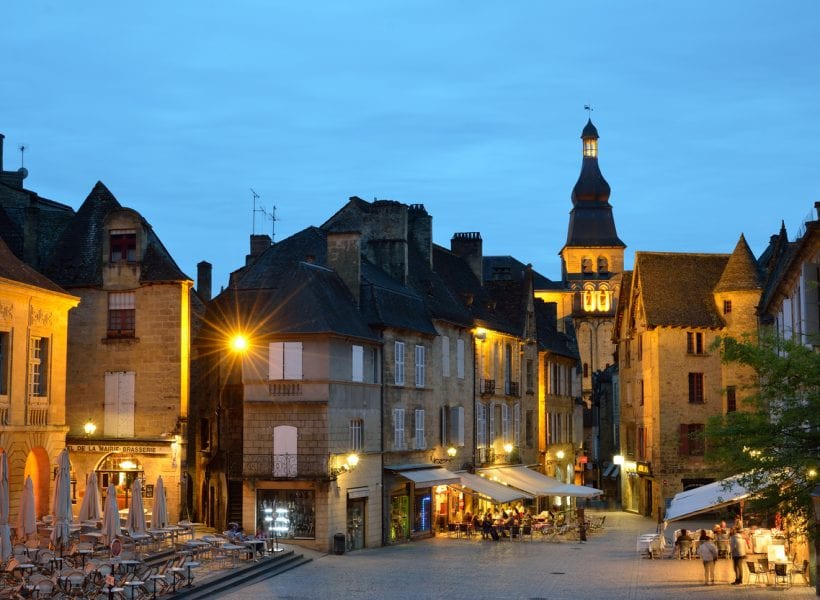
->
xmin=269 ymin=382 xmax=302 ymax=397
xmin=229 ymin=452 xmax=331 ymax=480
xmin=504 ymin=381 xmax=520 ymax=397
xmin=477 ymin=447 xmax=495 ymax=464
xmin=27 ymin=397 xmax=48 ymax=426
xmin=480 ymin=379 xmax=495 ymax=395
xmin=0 ymin=404 xmax=8 ymax=426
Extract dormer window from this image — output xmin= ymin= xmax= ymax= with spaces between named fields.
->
xmin=110 ymin=229 xmax=136 ymax=262
xmin=583 ymin=138 xmax=597 ymax=158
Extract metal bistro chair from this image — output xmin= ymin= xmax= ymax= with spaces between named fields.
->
xmin=746 ymin=561 xmax=769 ymax=586
xmin=772 ymin=562 xmax=789 ymax=588
xmin=790 ymin=560 xmax=810 ymax=587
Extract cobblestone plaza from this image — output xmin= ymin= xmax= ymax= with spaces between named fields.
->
xmin=220 ymin=511 xmax=814 ymax=600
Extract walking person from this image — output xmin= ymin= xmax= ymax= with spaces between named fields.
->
xmin=729 ymin=526 xmax=748 ymax=584
xmin=697 ymin=530 xmax=718 ymax=585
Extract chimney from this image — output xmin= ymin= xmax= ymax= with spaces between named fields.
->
xmin=326 ymin=231 xmax=361 ymax=307
xmin=451 ymin=232 xmax=483 ymax=282
xmin=408 ymin=204 xmax=432 ymax=269
xmin=246 ymin=234 xmax=271 ymax=266
xmin=197 ymin=261 xmax=212 ymax=302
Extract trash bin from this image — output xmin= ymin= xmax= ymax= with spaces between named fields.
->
xmin=333 ymin=533 xmax=346 ymax=555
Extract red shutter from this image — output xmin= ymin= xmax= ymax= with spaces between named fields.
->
xmin=679 ymin=424 xmax=690 ymax=455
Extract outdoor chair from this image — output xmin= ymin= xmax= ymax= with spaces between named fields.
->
xmin=677 ymin=539 xmax=693 ymax=559
xmin=790 ymin=560 xmax=810 ymax=587
xmin=520 ymin=525 xmax=533 ymax=541
xmin=746 ymin=561 xmax=769 ymax=585
xmin=772 ymin=562 xmax=789 ymax=588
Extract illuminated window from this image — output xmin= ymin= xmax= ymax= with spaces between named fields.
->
xmin=583 ymin=138 xmax=598 ymax=158
xmin=688 ymin=372 xmax=705 ymax=404
xmin=583 ymin=290 xmax=595 ymax=312
xmin=109 ymin=229 xmax=136 ymax=262
xmin=596 ymin=290 xmax=611 ymax=311
xmin=108 ymin=292 xmax=136 ymax=338
xmin=28 ymin=337 xmax=49 ymax=397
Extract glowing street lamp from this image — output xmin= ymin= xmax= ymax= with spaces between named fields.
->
xmin=83 ymin=420 xmax=97 ymax=437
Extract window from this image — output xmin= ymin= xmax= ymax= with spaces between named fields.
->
xmin=639 ymin=379 xmax=644 ymax=406
xmin=726 ymin=386 xmax=737 ymax=413
xmin=583 ymin=138 xmax=597 ymax=158
xmin=393 ymin=408 xmax=405 ymax=450
xmin=489 ymin=403 xmax=497 ymax=444
xmin=350 ymin=419 xmax=363 ymax=451
xmin=104 ymin=371 xmax=135 ymax=437
xmin=449 ymin=406 xmax=464 ymax=447
xmin=269 ymin=342 xmax=303 ymax=380
xmin=513 ymin=403 xmax=521 ymax=447
xmin=414 ymin=408 xmax=425 ymax=449
xmin=688 ymin=373 xmax=705 ymax=404
xmin=637 ymin=426 xmax=646 ymax=460
xmin=456 ymin=338 xmax=465 ymax=379
xmin=0 ymin=332 xmax=8 ymax=395
xmin=273 ymin=425 xmax=298 ymax=477
xmin=679 ymin=423 xmax=705 ymax=456
xmin=637 ymin=335 xmax=643 ymax=361
xmin=583 ymin=290 xmax=595 ymax=312
xmin=351 ymin=345 xmax=364 ymax=382
xmin=108 ymin=292 xmax=135 ymax=338
xmin=583 ymin=363 xmax=589 ymax=378
xmin=414 ymin=345 xmax=425 ymax=388
xmin=501 ymin=403 xmax=511 ymax=443
xmin=476 ymin=404 xmax=486 ymax=448
xmin=723 ymin=300 xmax=732 ymax=315
xmin=581 ymin=257 xmax=593 ymax=274
xmin=525 ymin=359 xmax=533 ymax=393
xmin=394 ymin=342 xmax=405 ymax=385
xmin=686 ymin=331 xmax=704 ymax=355
xmin=109 ymin=229 xmax=136 ymax=262
xmin=441 ymin=336 xmax=450 ymax=377
xmin=28 ymin=337 xmax=49 ymax=397
xmin=199 ymin=418 xmax=210 ymax=450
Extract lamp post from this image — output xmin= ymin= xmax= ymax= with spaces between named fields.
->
xmin=810 ymin=483 xmax=820 ymax=597
xmin=84 ymin=420 xmax=97 ymax=437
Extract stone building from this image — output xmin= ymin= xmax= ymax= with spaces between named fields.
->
xmin=613 ymin=237 xmax=763 ymax=519
xmin=0 ymin=146 xmax=194 ymax=524
xmin=0 ymin=236 xmax=78 ymax=519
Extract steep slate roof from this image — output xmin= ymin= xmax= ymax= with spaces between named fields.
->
xmin=482 ymin=255 xmax=554 ymax=289
xmin=534 ymin=299 xmax=579 ymax=359
xmin=231 ymin=227 xmax=327 ymax=289
xmin=714 ymin=234 xmax=763 ymax=292
xmin=407 ymin=245 xmax=473 ymax=328
xmin=635 ymin=252 xmax=728 ymax=328
xmin=360 ymin=258 xmax=438 ymax=335
xmin=0 ymin=234 xmax=68 ymax=294
xmin=43 ymin=181 xmax=188 ymax=286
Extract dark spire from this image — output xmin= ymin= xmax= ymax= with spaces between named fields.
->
xmin=564 ymin=119 xmax=624 ymax=248
xmin=714 ymin=234 xmax=763 ymax=292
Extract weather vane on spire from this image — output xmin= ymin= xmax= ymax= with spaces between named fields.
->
xmin=584 ymin=104 xmax=593 ymax=116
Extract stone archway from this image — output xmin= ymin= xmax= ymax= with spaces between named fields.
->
xmin=23 ymin=447 xmax=50 ymax=518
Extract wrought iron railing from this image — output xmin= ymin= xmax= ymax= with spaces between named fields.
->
xmin=232 ymin=452 xmax=330 ymax=479
xmin=477 ymin=447 xmax=495 ymax=464
xmin=505 ymin=381 xmax=520 ymax=396
xmin=480 ymin=379 xmax=495 ymax=395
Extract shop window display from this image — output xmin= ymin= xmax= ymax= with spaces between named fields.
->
xmin=256 ymin=489 xmax=315 ymax=539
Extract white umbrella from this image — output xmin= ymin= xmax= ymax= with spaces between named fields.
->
xmin=78 ymin=472 xmax=103 ymax=522
xmin=0 ymin=450 xmax=11 ymax=561
xmin=50 ymin=448 xmax=73 ymax=554
xmin=126 ymin=478 xmax=146 ymax=535
xmin=152 ymin=476 xmax=168 ymax=529
xmin=102 ymin=483 xmax=120 ymax=545
xmin=16 ymin=476 xmax=36 ymax=540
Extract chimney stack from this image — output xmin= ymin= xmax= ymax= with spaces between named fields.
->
xmin=408 ymin=204 xmax=432 ymax=269
xmin=451 ymin=232 xmax=483 ymax=283
xmin=246 ymin=234 xmax=271 ymax=266
xmin=197 ymin=261 xmax=212 ymax=302
xmin=326 ymin=231 xmax=361 ymax=307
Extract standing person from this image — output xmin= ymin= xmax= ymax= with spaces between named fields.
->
xmin=698 ymin=530 xmax=718 ymax=585
xmin=729 ymin=526 xmax=748 ymax=584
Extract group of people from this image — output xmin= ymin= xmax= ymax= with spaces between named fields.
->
xmin=674 ymin=524 xmax=748 ymax=585
xmin=462 ymin=507 xmax=534 ymax=541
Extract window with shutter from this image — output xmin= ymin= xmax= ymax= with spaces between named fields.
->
xmin=104 ymin=371 xmax=135 ymax=437
xmin=449 ymin=406 xmax=464 ymax=447
xmin=393 ymin=408 xmax=405 ymax=450
xmin=456 ymin=339 xmax=465 ymax=379
xmin=269 ymin=342 xmax=303 ymax=380
xmin=476 ymin=404 xmax=486 ymax=448
xmin=513 ymin=403 xmax=521 ymax=447
xmin=352 ymin=345 xmax=364 ymax=382
xmin=414 ymin=345 xmax=425 ymax=387
xmin=441 ymin=336 xmax=450 ymax=377
xmin=394 ymin=342 xmax=405 ymax=385
xmin=414 ymin=408 xmax=425 ymax=449
xmin=273 ymin=425 xmax=298 ymax=476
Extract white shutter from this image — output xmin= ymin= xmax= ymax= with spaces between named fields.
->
xmin=352 ymin=345 xmax=364 ymax=382
xmin=476 ymin=403 xmax=486 ymax=448
xmin=414 ymin=408 xmax=425 ymax=449
xmin=440 ymin=406 xmax=448 ymax=446
xmin=269 ymin=343 xmax=284 ymax=380
xmin=393 ymin=407 xmax=405 ymax=450
xmin=441 ymin=336 xmax=450 ymax=377
xmin=502 ymin=403 xmax=510 ymax=443
xmin=415 ymin=345 xmax=425 ymax=387
xmin=450 ymin=406 xmax=464 ymax=447
xmin=283 ymin=342 xmax=302 ymax=380
xmin=394 ymin=342 xmax=405 ymax=385
xmin=104 ymin=372 xmax=118 ymax=436
xmin=488 ymin=403 xmax=496 ymax=444
xmin=456 ymin=339 xmax=465 ymax=379
xmin=513 ymin=403 xmax=521 ymax=447
xmin=105 ymin=371 xmax=134 ymax=437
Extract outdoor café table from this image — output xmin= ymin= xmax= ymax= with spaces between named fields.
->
xmin=161 ymin=526 xmax=185 ymax=546
xmin=125 ymin=579 xmax=145 ymax=599
xmin=221 ymin=544 xmax=246 ymax=568
xmin=185 ymin=539 xmax=211 ymax=559
xmin=147 ymin=573 xmax=165 ymax=600
xmin=15 ymin=562 xmax=35 ymax=583
xmin=112 ymin=559 xmax=142 ymax=574
xmin=179 ymin=561 xmax=200 ymax=587
xmin=243 ymin=539 xmax=266 ymax=561
xmin=76 ymin=547 xmax=93 ymax=567
xmin=48 ymin=557 xmax=63 ymax=573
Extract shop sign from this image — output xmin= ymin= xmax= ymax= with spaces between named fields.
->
xmin=347 ymin=487 xmax=369 ymax=499
xmin=67 ymin=443 xmax=171 ymax=455
xmin=636 ymin=461 xmax=651 ymax=476
xmin=577 ymin=456 xmax=588 ymax=464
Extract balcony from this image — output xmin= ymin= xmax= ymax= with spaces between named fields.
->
xmin=229 ymin=452 xmax=331 ymax=480
xmin=480 ymin=379 xmax=495 ymax=395
xmin=477 ymin=447 xmax=495 ymax=464
xmin=504 ymin=381 xmax=520 ymax=397
xmin=269 ymin=382 xmax=302 ymax=398
xmin=27 ymin=397 xmax=48 ymax=426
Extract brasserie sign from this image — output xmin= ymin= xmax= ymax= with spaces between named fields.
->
xmin=67 ymin=443 xmax=171 ymax=455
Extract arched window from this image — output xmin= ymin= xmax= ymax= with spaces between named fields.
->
xmin=273 ymin=425 xmax=298 ymax=477
xmin=597 ymin=256 xmax=608 ymax=273
xmin=583 ymin=290 xmax=595 ymax=312
xmin=581 ymin=257 xmax=593 ymax=274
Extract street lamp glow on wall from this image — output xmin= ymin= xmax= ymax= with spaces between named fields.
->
xmin=229 ymin=334 xmax=249 ymax=353
xmin=84 ymin=420 xmax=96 ymax=436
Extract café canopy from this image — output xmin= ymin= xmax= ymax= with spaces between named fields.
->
xmin=664 ymin=473 xmax=752 ymax=523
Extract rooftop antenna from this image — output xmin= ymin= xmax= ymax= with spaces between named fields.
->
xmin=18 ymin=144 xmax=26 ymax=169
xmin=251 ymin=188 xmax=279 ymax=242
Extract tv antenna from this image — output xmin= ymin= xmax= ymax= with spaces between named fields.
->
xmin=251 ymin=188 xmax=279 ymax=242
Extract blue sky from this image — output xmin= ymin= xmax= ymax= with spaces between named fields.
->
xmin=2 ymin=1 xmax=818 ymax=290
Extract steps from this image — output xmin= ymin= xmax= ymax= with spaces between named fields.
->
xmin=167 ymin=550 xmax=312 ymax=600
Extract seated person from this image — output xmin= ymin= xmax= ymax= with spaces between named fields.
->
xmin=675 ymin=528 xmax=694 ymax=557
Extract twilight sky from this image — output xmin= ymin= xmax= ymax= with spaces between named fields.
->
xmin=2 ymin=2 xmax=818 ymax=291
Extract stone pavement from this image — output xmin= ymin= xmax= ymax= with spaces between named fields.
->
xmin=218 ymin=511 xmax=815 ymax=600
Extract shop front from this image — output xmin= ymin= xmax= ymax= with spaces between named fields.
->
xmin=346 ymin=487 xmax=368 ymax=551
xmin=385 ymin=465 xmax=460 ymax=543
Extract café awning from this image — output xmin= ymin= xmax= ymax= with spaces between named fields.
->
xmin=457 ymin=472 xmax=533 ymax=504
xmin=391 ymin=467 xmax=460 ymax=487
xmin=664 ymin=474 xmax=752 ymax=523
xmin=478 ymin=466 xmax=562 ymax=496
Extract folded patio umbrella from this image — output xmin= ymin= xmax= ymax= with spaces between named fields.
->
xmin=50 ymin=448 xmax=73 ymax=555
xmin=152 ymin=475 xmax=168 ymax=529
xmin=16 ymin=475 xmax=36 ymax=540
xmin=102 ymin=483 xmax=121 ymax=545
xmin=0 ymin=450 xmax=11 ymax=561
xmin=78 ymin=471 xmax=103 ymax=522
xmin=127 ymin=478 xmax=146 ymax=535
